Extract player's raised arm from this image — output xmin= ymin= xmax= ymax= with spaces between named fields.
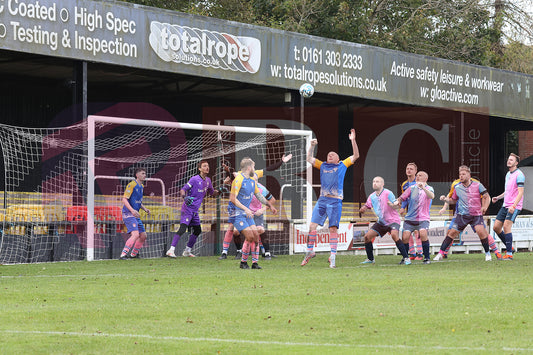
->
xmin=263 ymin=153 xmax=293 ymax=172
xmin=307 ymin=139 xmax=317 ymax=165
xmin=348 ymin=129 xmax=360 ymax=164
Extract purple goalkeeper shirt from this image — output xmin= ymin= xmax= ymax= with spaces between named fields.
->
xmin=181 ymin=175 xmax=215 ymax=212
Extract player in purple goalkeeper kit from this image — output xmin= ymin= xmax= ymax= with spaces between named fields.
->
xmin=492 ymin=153 xmax=525 ymax=260
xmin=359 ymin=176 xmax=410 ymax=265
xmin=166 ymin=161 xmax=218 ymax=258
xmin=395 ymin=171 xmax=434 ymax=264
xmin=434 ymin=165 xmax=492 ymax=261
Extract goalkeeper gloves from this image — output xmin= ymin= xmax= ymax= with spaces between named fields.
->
xmin=184 ymin=196 xmax=195 ymax=206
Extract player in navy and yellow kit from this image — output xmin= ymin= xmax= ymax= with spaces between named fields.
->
xmin=120 ymin=167 xmax=151 ymax=259
xmin=229 ymin=158 xmax=277 ymax=269
xmin=301 ymin=129 xmax=359 ymax=268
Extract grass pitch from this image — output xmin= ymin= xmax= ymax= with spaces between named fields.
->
xmin=1 ymin=253 xmax=532 ymax=354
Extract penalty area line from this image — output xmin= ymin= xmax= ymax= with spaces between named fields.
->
xmin=2 ymin=330 xmax=532 ymax=352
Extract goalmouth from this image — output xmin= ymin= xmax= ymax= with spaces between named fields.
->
xmin=86 ymin=115 xmax=313 ymax=261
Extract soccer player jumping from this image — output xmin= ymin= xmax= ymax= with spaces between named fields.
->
xmin=301 ymin=129 xmax=359 ymax=268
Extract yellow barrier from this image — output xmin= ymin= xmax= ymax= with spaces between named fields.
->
xmin=5 ymin=204 xmax=65 ymax=235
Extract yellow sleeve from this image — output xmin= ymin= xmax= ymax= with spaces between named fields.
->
xmin=123 ymin=181 xmax=137 ymax=199
xmin=231 ymin=174 xmax=244 ymax=196
xmin=400 ymin=180 xmax=408 ymax=194
xmin=313 ymin=159 xmax=323 ymax=169
xmin=342 ymin=157 xmax=354 ymax=168
xmin=447 ymin=179 xmax=460 ymax=198
xmin=254 ymin=169 xmax=264 ymax=178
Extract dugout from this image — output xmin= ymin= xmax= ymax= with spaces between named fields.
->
xmin=0 ymin=0 xmax=532 ymax=261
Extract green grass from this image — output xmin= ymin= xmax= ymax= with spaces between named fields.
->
xmin=1 ymin=253 xmax=532 ymax=354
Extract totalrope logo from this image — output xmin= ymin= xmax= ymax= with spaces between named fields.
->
xmin=149 ymin=21 xmax=261 ymax=74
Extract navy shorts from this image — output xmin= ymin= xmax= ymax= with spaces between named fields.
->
xmin=402 ymin=220 xmax=430 ymax=232
xmin=254 ymin=214 xmax=264 ymax=228
xmin=450 ymin=214 xmax=484 ymax=232
xmin=371 ymin=222 xmax=400 ymax=237
xmin=495 ymin=207 xmax=520 ymax=223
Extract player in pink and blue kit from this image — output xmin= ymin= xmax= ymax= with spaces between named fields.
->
xmin=359 ymin=176 xmax=410 ymax=265
xmin=400 ymin=162 xmax=423 ymax=260
xmin=492 ymin=153 xmax=525 ymax=260
xmin=166 ymin=161 xmax=217 ymax=258
xmin=434 ymin=166 xmax=492 ymax=261
xmin=396 ymin=171 xmax=434 ymax=264
xmin=301 ymin=129 xmax=359 ymax=268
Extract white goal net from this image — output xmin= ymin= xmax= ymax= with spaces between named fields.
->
xmin=0 ymin=116 xmax=312 ymax=263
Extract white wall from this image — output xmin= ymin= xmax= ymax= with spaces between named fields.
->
xmin=522 ymin=167 xmax=533 ymax=212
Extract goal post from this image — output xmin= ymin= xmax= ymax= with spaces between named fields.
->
xmin=86 ymin=115 xmax=313 ymax=261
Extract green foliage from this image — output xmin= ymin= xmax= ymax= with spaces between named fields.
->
xmin=1 ymin=254 xmax=532 ymax=353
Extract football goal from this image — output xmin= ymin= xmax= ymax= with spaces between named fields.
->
xmin=0 ymin=116 xmax=312 ymax=263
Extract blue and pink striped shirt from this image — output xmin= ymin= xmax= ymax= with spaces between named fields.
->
xmin=399 ymin=184 xmax=434 ymax=222
xmin=451 ymin=180 xmax=487 ymax=216
xmin=365 ymin=188 xmax=401 ymax=225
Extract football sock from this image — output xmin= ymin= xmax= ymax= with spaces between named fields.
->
xmin=222 ymin=229 xmax=233 ymax=253
xmin=396 ymin=240 xmax=408 ymax=258
xmin=408 ymin=236 xmax=415 ymax=257
xmin=364 ymin=242 xmax=374 ymax=261
xmin=504 ymin=233 xmax=513 ymax=255
xmin=186 ymin=234 xmax=198 ymax=249
xmin=121 ymin=238 xmax=135 ymax=256
xmin=241 ymin=240 xmax=251 ymax=263
xmin=252 ymin=242 xmax=259 ymax=263
xmin=415 ymin=232 xmax=423 ymax=255
xmin=130 ymin=239 xmax=145 ymax=257
xmin=480 ymin=237 xmax=490 ymax=253
xmin=497 ymin=231 xmax=506 ymax=243
xmin=440 ymin=236 xmax=454 ymax=252
xmin=329 ymin=232 xmax=338 ymax=258
xmin=262 ymin=240 xmax=270 ymax=253
xmin=487 ymin=234 xmax=499 ymax=253
xmin=422 ymin=240 xmax=430 ymax=259
xmin=234 ymin=235 xmax=243 ymax=250
xmin=170 ymin=233 xmax=181 ymax=248
xmin=307 ymin=230 xmax=317 ymax=253
xmin=404 ymin=243 xmax=410 ymax=257
xmin=444 ymin=242 xmax=451 ymax=255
